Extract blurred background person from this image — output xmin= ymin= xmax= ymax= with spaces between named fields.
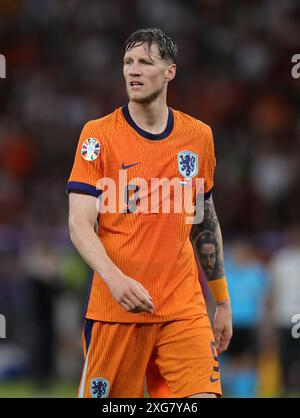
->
xmin=21 ymin=238 xmax=61 ymax=390
xmin=220 ymin=241 xmax=270 ymax=397
xmin=268 ymin=225 xmax=300 ymax=396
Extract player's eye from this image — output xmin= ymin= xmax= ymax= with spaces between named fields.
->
xmin=139 ymin=59 xmax=152 ymax=65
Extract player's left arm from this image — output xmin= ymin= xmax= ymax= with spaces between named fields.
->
xmin=190 ymin=195 xmax=233 ymax=355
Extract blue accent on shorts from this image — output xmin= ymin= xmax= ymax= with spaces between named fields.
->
xmin=84 ymin=319 xmax=94 ymax=352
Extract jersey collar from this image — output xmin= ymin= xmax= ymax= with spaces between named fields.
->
xmin=122 ymin=105 xmax=174 ymax=140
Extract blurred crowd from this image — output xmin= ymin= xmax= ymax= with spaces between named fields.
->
xmin=0 ymin=0 xmax=300 ymax=397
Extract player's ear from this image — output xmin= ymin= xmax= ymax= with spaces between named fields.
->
xmin=165 ymin=63 xmax=176 ymax=82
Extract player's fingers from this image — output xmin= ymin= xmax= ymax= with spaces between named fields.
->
xmin=132 ymin=287 xmax=154 ymax=310
xmin=218 ymin=339 xmax=229 ymax=355
xmin=135 ymin=292 xmax=154 ymax=311
xmin=120 ymin=296 xmax=135 ymax=311
xmin=119 ymin=301 xmax=131 ymax=312
xmin=220 ymin=329 xmax=233 ymax=353
xmin=136 ymin=283 xmax=153 ymax=302
xmin=127 ymin=293 xmax=153 ymax=313
xmin=135 ymin=282 xmax=153 ymax=301
xmin=121 ymin=294 xmax=152 ymax=314
xmin=127 ymin=292 xmax=142 ymax=306
xmin=131 ymin=306 xmax=148 ymax=314
xmin=213 ymin=328 xmax=222 ymax=353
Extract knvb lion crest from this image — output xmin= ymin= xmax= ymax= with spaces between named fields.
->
xmin=177 ymin=150 xmax=198 ymax=180
xmin=90 ymin=377 xmax=109 ymax=398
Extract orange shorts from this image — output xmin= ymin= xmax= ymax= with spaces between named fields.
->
xmin=78 ymin=314 xmax=222 ymax=398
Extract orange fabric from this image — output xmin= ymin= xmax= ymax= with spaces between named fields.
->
xmin=68 ymin=107 xmax=216 ymax=323
xmin=208 ymin=278 xmax=230 ymax=302
xmin=78 ymin=315 xmax=222 ymax=398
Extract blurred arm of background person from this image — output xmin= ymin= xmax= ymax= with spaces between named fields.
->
xmin=255 ymin=255 xmax=281 ymax=398
xmin=266 ymin=226 xmax=300 ymax=395
xmin=68 ymin=192 xmax=154 ymax=314
xmin=190 ymin=195 xmax=232 ymax=355
xmin=223 ymin=241 xmax=278 ymax=398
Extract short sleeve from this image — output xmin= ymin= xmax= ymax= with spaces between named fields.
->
xmin=67 ymin=121 xmax=104 ymax=198
xmin=203 ymin=126 xmax=216 ymax=198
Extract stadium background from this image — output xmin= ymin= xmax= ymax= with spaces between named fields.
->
xmin=0 ymin=0 xmax=300 ymax=397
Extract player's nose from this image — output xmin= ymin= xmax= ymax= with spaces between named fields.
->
xmin=129 ymin=63 xmax=142 ymax=76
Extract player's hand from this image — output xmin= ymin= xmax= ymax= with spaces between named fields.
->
xmin=105 ymin=273 xmax=154 ymax=314
xmin=213 ymin=300 xmax=233 ymax=355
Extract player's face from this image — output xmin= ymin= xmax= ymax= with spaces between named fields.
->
xmin=123 ymin=42 xmax=175 ymax=104
xmin=199 ymin=244 xmax=216 ymax=279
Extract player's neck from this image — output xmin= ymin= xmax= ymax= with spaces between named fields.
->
xmin=128 ymin=100 xmax=169 ymax=135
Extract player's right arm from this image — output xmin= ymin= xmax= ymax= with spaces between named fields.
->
xmin=67 ymin=120 xmax=154 ymax=314
xmin=68 ymin=192 xmax=154 ymax=314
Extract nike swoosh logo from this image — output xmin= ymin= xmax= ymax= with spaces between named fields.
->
xmin=210 ymin=376 xmax=220 ymax=383
xmin=121 ymin=162 xmax=141 ymax=169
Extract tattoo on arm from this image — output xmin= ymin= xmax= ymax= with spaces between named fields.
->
xmin=190 ymin=195 xmax=225 ymax=281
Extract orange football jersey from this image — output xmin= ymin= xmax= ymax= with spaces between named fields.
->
xmin=67 ymin=106 xmax=216 ymax=322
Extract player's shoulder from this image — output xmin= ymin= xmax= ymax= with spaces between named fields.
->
xmin=173 ymin=108 xmax=213 ymax=136
xmin=83 ymin=107 xmax=122 ymax=132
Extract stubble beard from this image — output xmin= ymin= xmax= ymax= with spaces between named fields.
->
xmin=127 ymin=85 xmax=165 ymax=105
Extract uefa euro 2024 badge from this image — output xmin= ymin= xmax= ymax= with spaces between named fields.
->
xmin=81 ymin=138 xmax=101 ymax=161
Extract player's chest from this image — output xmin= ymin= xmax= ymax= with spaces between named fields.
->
xmin=104 ymin=139 xmax=203 ymax=183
